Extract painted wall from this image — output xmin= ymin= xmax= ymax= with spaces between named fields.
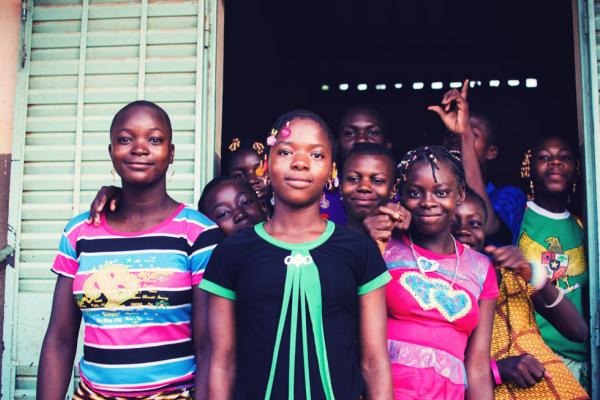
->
xmin=0 ymin=0 xmax=21 ymax=382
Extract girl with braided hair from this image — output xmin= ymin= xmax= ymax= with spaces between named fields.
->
xmin=383 ymin=145 xmax=498 ymax=399
xmin=517 ymin=136 xmax=590 ymax=388
xmin=200 ymin=110 xmax=393 ymax=399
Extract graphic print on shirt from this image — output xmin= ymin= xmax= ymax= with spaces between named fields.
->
xmin=519 ymin=232 xmax=585 ymax=281
xmin=399 ymin=271 xmax=472 ymax=322
xmin=76 ymin=257 xmax=175 ymax=310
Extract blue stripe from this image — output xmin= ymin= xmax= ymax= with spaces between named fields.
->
xmin=79 ymin=356 xmax=195 ymax=386
xmin=58 ymin=235 xmax=76 ymax=258
xmin=77 ymin=252 xmax=190 ymax=274
xmin=82 ymin=304 xmax=191 ymax=326
xmin=65 ymin=212 xmax=90 ymax=232
xmin=176 ymin=207 xmax=218 ymax=228
xmin=190 ymin=249 xmax=212 ymax=274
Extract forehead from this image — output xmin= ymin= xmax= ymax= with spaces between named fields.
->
xmin=457 ymin=198 xmax=485 ymax=216
xmin=112 ymin=106 xmax=168 ymax=132
xmin=283 ymin=117 xmax=332 ymax=147
xmin=230 ymin=150 xmax=260 ymax=167
xmin=209 ymin=180 xmax=250 ymax=202
xmin=535 ymin=137 xmax=572 ymax=153
xmin=345 ymin=153 xmax=393 ymax=173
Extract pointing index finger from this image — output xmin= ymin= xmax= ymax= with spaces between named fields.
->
xmin=461 ymin=79 xmax=470 ymax=100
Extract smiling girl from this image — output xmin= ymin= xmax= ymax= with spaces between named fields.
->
xmin=37 ymin=101 xmax=223 ymax=399
xmin=383 ymin=145 xmax=498 ymax=400
xmin=200 ymin=110 xmax=393 ymax=399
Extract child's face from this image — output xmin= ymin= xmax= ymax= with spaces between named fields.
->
xmin=401 ymin=160 xmax=465 ymax=237
xmin=268 ymin=118 xmax=332 ymax=208
xmin=452 ymin=198 xmax=486 ymax=251
xmin=442 ymin=116 xmax=497 ymax=167
xmin=229 ymin=149 xmax=271 ymax=201
xmin=341 ymin=154 xmax=394 ymax=220
xmin=203 ymin=180 xmax=267 ymax=236
xmin=338 ymin=110 xmax=386 ymax=158
xmin=109 ymin=106 xmax=174 ymax=186
xmin=532 ymin=137 xmax=576 ymax=196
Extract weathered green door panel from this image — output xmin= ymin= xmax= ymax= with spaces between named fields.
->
xmin=2 ymin=0 xmax=220 ymax=398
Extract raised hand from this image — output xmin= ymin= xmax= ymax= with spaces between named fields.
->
xmin=86 ymin=185 xmax=122 ymax=226
xmin=427 ymin=79 xmax=471 ymax=135
xmin=496 ymin=354 xmax=549 ymax=388
xmin=484 ymin=245 xmax=532 ymax=283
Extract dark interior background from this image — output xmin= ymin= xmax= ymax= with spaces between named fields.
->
xmin=221 ymin=0 xmax=578 ymax=197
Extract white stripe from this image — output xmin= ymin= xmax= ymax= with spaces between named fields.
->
xmin=52 ymin=268 xmax=75 ymax=279
xmin=56 ymin=250 xmax=77 ymax=262
xmin=173 ymin=217 xmax=219 ymax=231
xmin=84 ymin=320 xmax=191 ymax=329
xmin=527 ymin=201 xmax=571 ymax=220
xmin=77 ymin=248 xmax=188 ymax=259
xmin=190 ymin=244 xmax=216 ymax=257
xmin=65 ymin=220 xmax=87 ymax=236
xmin=83 ymin=355 xmax=194 ymax=369
xmin=73 ymin=285 xmax=192 ymax=295
xmin=81 ymin=303 xmax=190 ymax=313
xmin=84 ymin=337 xmax=192 ymax=350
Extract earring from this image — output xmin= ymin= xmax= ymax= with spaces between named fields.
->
xmin=320 ymin=192 xmax=330 ymax=209
xmin=168 ymin=167 xmax=175 ymax=182
xmin=528 ymin=180 xmax=535 ymax=201
xmin=111 ymin=168 xmax=116 ymax=182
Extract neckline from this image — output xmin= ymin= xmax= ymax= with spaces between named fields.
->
xmin=101 ymin=203 xmax=185 ymax=236
xmin=401 ymin=233 xmax=465 ymax=260
xmin=255 ymin=220 xmax=335 ymax=251
xmin=527 ymin=201 xmax=570 ymax=220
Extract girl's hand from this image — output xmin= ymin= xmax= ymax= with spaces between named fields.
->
xmin=496 ymin=354 xmax=549 ymax=388
xmin=484 ymin=245 xmax=532 ymax=283
xmin=427 ymin=79 xmax=471 ymax=136
xmin=87 ymin=185 xmax=122 ymax=226
xmin=363 ymin=204 xmax=410 ymax=252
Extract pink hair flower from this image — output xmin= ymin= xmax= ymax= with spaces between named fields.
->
xmin=267 ymin=135 xmax=277 ymax=146
xmin=279 ymin=121 xmax=292 ymax=138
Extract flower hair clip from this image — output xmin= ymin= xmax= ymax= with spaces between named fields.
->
xmin=266 ymin=121 xmax=292 ymax=146
xmin=228 ymin=137 xmax=241 ymax=152
xmin=252 ymin=142 xmax=265 ymax=155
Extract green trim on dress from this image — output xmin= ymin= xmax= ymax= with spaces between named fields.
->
xmin=199 ymin=279 xmax=237 ymax=300
xmin=358 ymin=270 xmax=392 ymax=295
xmin=255 ymin=221 xmax=336 ymax=400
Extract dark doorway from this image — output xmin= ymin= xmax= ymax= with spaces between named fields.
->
xmin=221 ymin=0 xmax=578 ymax=191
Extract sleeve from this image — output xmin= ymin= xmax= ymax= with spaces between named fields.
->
xmin=198 ymin=240 xmax=237 ymax=301
xmin=190 ymin=226 xmax=225 ymax=285
xmin=357 ymin=237 xmax=392 ymax=295
xmin=480 ymin=262 xmax=499 ymax=299
xmin=491 ymin=187 xmax=526 ymax=244
xmin=51 ymin=229 xmax=79 ymax=279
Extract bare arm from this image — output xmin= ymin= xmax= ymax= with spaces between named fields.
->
xmin=359 ymin=286 xmax=393 ymax=400
xmin=465 ymin=298 xmax=495 ymax=400
xmin=532 ymin=281 xmax=588 ymax=342
xmin=207 ymin=294 xmax=236 ymax=400
xmin=193 ymin=287 xmax=211 ymax=399
xmin=37 ymin=276 xmax=82 ymax=400
xmin=428 ymin=80 xmax=502 ymax=236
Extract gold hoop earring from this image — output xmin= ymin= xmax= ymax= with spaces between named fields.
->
xmin=111 ymin=168 xmax=116 ymax=182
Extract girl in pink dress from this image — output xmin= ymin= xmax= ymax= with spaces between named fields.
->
xmin=384 ymin=145 xmax=498 ymax=399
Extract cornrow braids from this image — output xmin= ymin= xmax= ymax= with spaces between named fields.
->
xmin=223 ymin=138 xmax=267 ymax=176
xmin=397 ymin=145 xmax=465 ymax=191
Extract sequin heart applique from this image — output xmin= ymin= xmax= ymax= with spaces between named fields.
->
xmin=399 ymin=271 xmax=472 ymax=322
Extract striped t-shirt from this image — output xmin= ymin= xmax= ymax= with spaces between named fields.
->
xmin=51 ymin=204 xmax=222 ymax=395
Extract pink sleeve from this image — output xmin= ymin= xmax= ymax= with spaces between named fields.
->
xmin=480 ymin=262 xmax=499 ymax=299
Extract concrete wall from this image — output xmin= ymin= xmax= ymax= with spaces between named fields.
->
xmin=0 ymin=0 xmax=21 ymax=382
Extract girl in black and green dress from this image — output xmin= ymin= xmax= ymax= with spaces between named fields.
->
xmin=200 ymin=110 xmax=393 ymax=400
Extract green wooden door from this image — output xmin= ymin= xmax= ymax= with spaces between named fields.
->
xmin=2 ymin=0 xmax=220 ymax=398
xmin=575 ymin=0 xmax=600 ymax=396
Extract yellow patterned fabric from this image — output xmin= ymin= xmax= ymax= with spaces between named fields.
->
xmin=72 ymin=380 xmax=194 ymax=400
xmin=491 ymin=269 xmax=588 ymax=399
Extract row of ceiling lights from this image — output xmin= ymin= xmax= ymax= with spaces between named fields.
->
xmin=321 ymin=78 xmax=538 ymax=92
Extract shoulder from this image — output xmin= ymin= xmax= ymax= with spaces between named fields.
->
xmin=174 ymin=206 xmax=219 ymax=229
xmin=493 ymin=185 xmax=526 ymax=200
xmin=215 ymin=226 xmax=261 ymax=252
xmin=461 ymin=246 xmax=492 ymax=279
xmin=63 ymin=211 xmax=90 ymax=237
xmin=328 ymin=224 xmax=379 ymax=250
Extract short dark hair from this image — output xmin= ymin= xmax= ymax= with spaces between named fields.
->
xmin=463 ymin=186 xmax=488 ymax=222
xmin=343 ymin=143 xmax=396 ymax=181
xmin=338 ymin=105 xmax=387 ymax=138
xmin=470 ymin=111 xmax=498 ymax=147
xmin=270 ymin=109 xmax=335 ymax=150
xmin=110 ymin=100 xmax=172 ymax=140
xmin=198 ymin=176 xmax=257 ymax=214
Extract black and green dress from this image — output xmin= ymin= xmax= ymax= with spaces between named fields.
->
xmin=200 ymin=221 xmax=391 ymax=399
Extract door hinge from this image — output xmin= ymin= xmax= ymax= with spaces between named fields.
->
xmin=203 ymin=14 xmax=211 ymax=49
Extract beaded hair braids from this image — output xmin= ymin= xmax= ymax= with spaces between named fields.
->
xmin=225 ymin=137 xmax=267 ymax=176
xmin=397 ymin=145 xmax=466 ymax=191
xmin=520 ymin=147 xmax=580 ymax=202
